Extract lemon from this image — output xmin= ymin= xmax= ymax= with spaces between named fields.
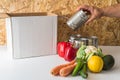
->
xmin=87 ymin=55 xmax=103 ymax=73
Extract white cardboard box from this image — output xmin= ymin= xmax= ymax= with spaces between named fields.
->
xmin=3 ymin=12 xmax=57 ymax=59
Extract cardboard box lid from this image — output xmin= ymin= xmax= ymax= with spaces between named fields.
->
xmin=0 ymin=12 xmax=57 ymax=18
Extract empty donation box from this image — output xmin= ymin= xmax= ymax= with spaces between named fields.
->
xmin=4 ymin=12 xmax=57 ymax=58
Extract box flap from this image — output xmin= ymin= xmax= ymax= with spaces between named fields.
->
xmin=0 ymin=12 xmax=57 ymax=18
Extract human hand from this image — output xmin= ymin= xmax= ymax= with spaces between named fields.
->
xmin=77 ymin=5 xmax=103 ymax=24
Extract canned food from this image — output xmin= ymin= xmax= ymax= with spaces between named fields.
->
xmin=89 ymin=36 xmax=98 ymax=47
xmin=73 ymin=39 xmax=82 ymax=49
xmin=88 ymin=38 xmax=93 ymax=46
xmin=80 ymin=37 xmax=89 ymax=46
xmin=67 ymin=10 xmax=89 ymax=30
xmin=69 ymin=34 xmax=81 ymax=44
xmin=69 ymin=36 xmax=76 ymax=44
xmin=69 ymin=35 xmax=98 ymax=48
xmin=73 ymin=37 xmax=89 ymax=48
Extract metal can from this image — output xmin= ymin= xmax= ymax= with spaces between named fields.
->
xmin=69 ymin=35 xmax=98 ymax=48
xmin=88 ymin=36 xmax=98 ymax=47
xmin=69 ymin=35 xmax=76 ymax=44
xmin=73 ymin=37 xmax=89 ymax=49
xmin=69 ymin=34 xmax=81 ymax=44
xmin=80 ymin=37 xmax=89 ymax=46
xmin=73 ymin=39 xmax=82 ymax=49
xmin=67 ymin=10 xmax=89 ymax=30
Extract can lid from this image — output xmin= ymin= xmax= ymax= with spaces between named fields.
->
xmin=78 ymin=10 xmax=86 ymax=15
xmin=91 ymin=36 xmax=98 ymax=39
xmin=70 ymin=34 xmax=81 ymax=39
xmin=76 ymin=34 xmax=81 ymax=38
xmin=74 ymin=39 xmax=81 ymax=43
xmin=70 ymin=35 xmax=76 ymax=40
xmin=80 ymin=37 xmax=88 ymax=40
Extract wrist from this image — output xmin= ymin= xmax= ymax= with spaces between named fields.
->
xmin=100 ymin=8 xmax=105 ymax=17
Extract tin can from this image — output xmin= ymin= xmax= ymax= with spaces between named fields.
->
xmin=67 ymin=10 xmax=89 ymax=30
xmin=69 ymin=35 xmax=98 ymax=48
xmin=69 ymin=35 xmax=76 ymax=44
xmin=73 ymin=37 xmax=88 ymax=48
xmin=80 ymin=37 xmax=89 ymax=45
xmin=69 ymin=34 xmax=81 ymax=44
xmin=88 ymin=36 xmax=98 ymax=47
xmin=73 ymin=39 xmax=82 ymax=49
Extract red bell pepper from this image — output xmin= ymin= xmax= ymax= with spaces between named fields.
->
xmin=64 ymin=46 xmax=77 ymax=61
xmin=57 ymin=42 xmax=77 ymax=61
xmin=57 ymin=42 xmax=71 ymax=57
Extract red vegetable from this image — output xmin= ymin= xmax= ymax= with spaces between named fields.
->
xmin=57 ymin=42 xmax=71 ymax=57
xmin=57 ymin=42 xmax=77 ymax=61
xmin=64 ymin=46 xmax=77 ymax=61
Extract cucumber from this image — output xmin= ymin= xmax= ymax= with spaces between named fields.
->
xmin=72 ymin=61 xmax=84 ymax=76
xmin=79 ymin=63 xmax=88 ymax=78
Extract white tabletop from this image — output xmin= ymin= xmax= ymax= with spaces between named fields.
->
xmin=0 ymin=46 xmax=120 ymax=80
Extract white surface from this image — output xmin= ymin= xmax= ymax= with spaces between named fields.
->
xmin=6 ymin=15 xmax=57 ymax=58
xmin=0 ymin=46 xmax=120 ymax=80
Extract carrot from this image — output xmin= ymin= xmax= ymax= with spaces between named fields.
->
xmin=59 ymin=63 xmax=76 ymax=77
xmin=50 ymin=60 xmax=76 ymax=76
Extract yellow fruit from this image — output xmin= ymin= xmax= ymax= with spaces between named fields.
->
xmin=87 ymin=55 xmax=103 ymax=73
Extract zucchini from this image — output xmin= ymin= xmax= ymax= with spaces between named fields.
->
xmin=79 ymin=63 xmax=88 ymax=78
xmin=72 ymin=60 xmax=84 ymax=76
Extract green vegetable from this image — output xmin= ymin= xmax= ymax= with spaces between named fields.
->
xmin=77 ymin=50 xmax=85 ymax=58
xmin=79 ymin=45 xmax=87 ymax=50
xmin=102 ymin=55 xmax=115 ymax=70
xmin=86 ymin=52 xmax=94 ymax=61
xmin=72 ymin=45 xmax=88 ymax=76
xmin=97 ymin=48 xmax=104 ymax=57
xmin=79 ymin=63 xmax=88 ymax=79
xmin=72 ymin=45 xmax=99 ymax=78
xmin=76 ymin=45 xmax=86 ymax=58
xmin=72 ymin=59 xmax=84 ymax=76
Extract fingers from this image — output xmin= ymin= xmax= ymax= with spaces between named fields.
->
xmin=85 ymin=6 xmax=96 ymax=24
xmin=77 ymin=5 xmax=95 ymax=24
xmin=76 ymin=5 xmax=102 ymax=24
xmin=76 ymin=5 xmax=92 ymax=12
xmin=86 ymin=15 xmax=96 ymax=24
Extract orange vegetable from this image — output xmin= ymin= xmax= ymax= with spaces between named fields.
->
xmin=59 ymin=63 xmax=76 ymax=77
xmin=50 ymin=60 xmax=75 ymax=76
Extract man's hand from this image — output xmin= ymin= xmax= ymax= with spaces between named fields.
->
xmin=77 ymin=5 xmax=103 ymax=24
